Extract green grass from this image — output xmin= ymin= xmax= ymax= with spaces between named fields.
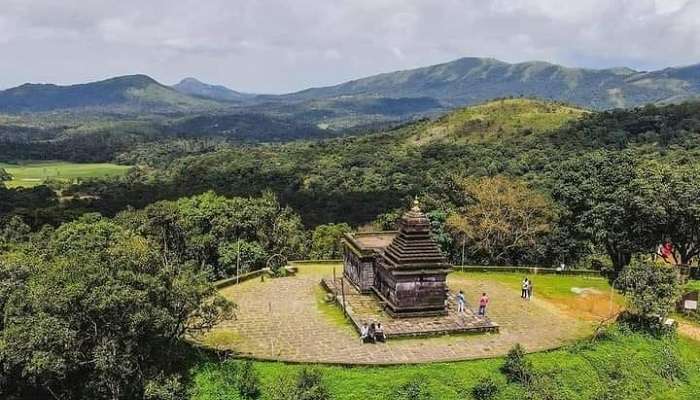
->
xmin=408 ymin=99 xmax=587 ymax=145
xmin=188 ymin=329 xmax=700 ymax=399
xmin=685 ymin=280 xmax=700 ymax=292
xmin=0 ymin=160 xmax=131 ymax=188
xmin=456 ymin=271 xmax=615 ymax=301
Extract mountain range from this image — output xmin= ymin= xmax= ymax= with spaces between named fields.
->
xmin=1 ymin=57 xmax=700 ymax=129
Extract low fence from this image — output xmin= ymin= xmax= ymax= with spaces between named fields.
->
xmin=213 ymin=266 xmax=298 ymax=289
xmin=212 ymin=261 xmax=601 ymax=290
xmin=289 ymin=259 xmax=342 ymax=265
xmin=453 ymin=265 xmax=601 ymax=277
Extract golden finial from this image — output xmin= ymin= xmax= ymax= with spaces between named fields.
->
xmin=412 ymin=196 xmax=420 ymax=212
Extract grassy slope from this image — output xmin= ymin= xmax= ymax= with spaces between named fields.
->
xmin=0 ymin=161 xmax=131 ymax=188
xmin=189 ymin=331 xmax=700 ymax=400
xmin=405 ymin=98 xmax=587 ymax=145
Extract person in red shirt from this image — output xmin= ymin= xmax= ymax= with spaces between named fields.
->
xmin=478 ymin=292 xmax=489 ymax=316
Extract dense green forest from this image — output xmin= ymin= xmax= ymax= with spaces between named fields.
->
xmin=3 ymin=98 xmax=700 ymax=398
xmin=4 ymin=99 xmax=700 ymax=269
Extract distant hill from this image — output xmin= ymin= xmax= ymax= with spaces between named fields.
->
xmin=0 ymin=75 xmax=223 ymax=113
xmin=2 ymin=57 xmax=700 ymax=130
xmin=404 ymin=98 xmax=587 ymax=145
xmin=281 ymin=57 xmax=700 ymax=110
xmin=172 ymin=77 xmax=254 ymax=102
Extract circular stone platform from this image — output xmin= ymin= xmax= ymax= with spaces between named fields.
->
xmin=198 ymin=264 xmax=591 ymax=364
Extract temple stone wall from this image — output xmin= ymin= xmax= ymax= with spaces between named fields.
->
xmin=343 ymin=250 xmax=374 ymax=293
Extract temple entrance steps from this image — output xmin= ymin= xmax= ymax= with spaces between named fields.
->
xmin=321 ymin=276 xmax=499 ymax=338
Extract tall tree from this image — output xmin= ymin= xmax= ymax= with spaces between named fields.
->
xmin=553 ymin=151 xmax=658 ymax=274
xmin=637 ymin=161 xmax=700 ymax=265
xmin=447 ymin=176 xmax=554 ymax=265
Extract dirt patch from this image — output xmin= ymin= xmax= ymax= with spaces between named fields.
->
xmin=679 ymin=321 xmax=700 ymax=342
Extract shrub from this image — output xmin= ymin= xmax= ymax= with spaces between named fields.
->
xmin=268 ymin=374 xmax=297 ymax=400
xmin=471 ymin=377 xmax=499 ymax=400
xmin=393 ymin=377 xmax=433 ymax=400
xmin=236 ymin=360 xmax=261 ymax=399
xmin=143 ymin=374 xmax=186 ymax=400
xmin=617 ymin=259 xmax=681 ymax=323
xmin=296 ymin=368 xmax=331 ymax=400
xmin=501 ymin=344 xmax=533 ymax=386
xmin=656 ymin=343 xmax=687 ymax=382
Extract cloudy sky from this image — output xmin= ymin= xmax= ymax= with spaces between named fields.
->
xmin=0 ymin=0 xmax=699 ymax=93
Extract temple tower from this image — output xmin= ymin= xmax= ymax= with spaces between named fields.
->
xmin=372 ymin=200 xmax=452 ymax=317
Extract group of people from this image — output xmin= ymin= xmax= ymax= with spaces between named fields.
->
xmin=521 ymin=277 xmax=534 ymax=300
xmin=456 ymin=290 xmax=490 ymax=316
xmin=360 ymin=321 xmax=386 ymax=343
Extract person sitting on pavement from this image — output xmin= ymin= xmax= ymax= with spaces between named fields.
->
xmin=360 ymin=322 xmax=370 ymax=343
xmin=367 ymin=323 xmax=377 ymax=343
xmin=374 ymin=322 xmax=386 ymax=342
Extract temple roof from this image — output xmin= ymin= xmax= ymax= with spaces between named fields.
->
xmin=343 ymin=231 xmax=398 ymax=257
xmin=381 ymin=200 xmax=452 ymax=271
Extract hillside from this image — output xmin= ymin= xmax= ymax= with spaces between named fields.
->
xmin=282 ymin=57 xmax=700 ymax=110
xmin=405 ymin=98 xmax=587 ymax=145
xmin=172 ymin=77 xmax=254 ymax=102
xmin=0 ymin=75 xmax=223 ymax=113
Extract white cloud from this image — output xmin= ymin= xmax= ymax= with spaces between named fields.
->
xmin=0 ymin=0 xmax=699 ymax=92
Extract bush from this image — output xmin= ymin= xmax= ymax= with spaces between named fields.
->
xmin=236 ymin=360 xmax=261 ymax=399
xmin=393 ymin=377 xmax=433 ymax=400
xmin=268 ymin=374 xmax=297 ymax=400
xmin=471 ymin=377 xmax=499 ymax=400
xmin=143 ymin=374 xmax=186 ymax=400
xmin=296 ymin=368 xmax=331 ymax=400
xmin=617 ymin=259 xmax=680 ymax=322
xmin=656 ymin=343 xmax=687 ymax=382
xmin=501 ymin=344 xmax=533 ymax=386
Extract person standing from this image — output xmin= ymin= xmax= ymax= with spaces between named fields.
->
xmin=528 ymin=279 xmax=534 ymax=300
xmin=478 ymin=292 xmax=489 ymax=316
xmin=521 ymin=277 xmax=529 ymax=299
xmin=457 ymin=290 xmax=466 ymax=313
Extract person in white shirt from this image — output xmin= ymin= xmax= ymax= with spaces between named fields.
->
xmin=457 ymin=290 xmax=466 ymax=313
xmin=521 ymin=278 xmax=529 ymax=299
xmin=360 ymin=322 xmax=369 ymax=343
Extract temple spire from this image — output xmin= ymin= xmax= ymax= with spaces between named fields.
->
xmin=412 ymin=196 xmax=420 ymax=212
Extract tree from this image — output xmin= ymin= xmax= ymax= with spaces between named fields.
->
xmin=116 ymin=191 xmax=307 ymax=279
xmin=553 ymin=151 xmax=658 ymax=274
xmin=637 ymin=161 xmax=700 ymax=265
xmin=0 ymin=215 xmax=234 ymax=399
xmin=310 ymin=223 xmax=351 ymax=259
xmin=617 ymin=259 xmax=681 ymax=321
xmin=218 ymin=240 xmax=268 ymax=276
xmin=447 ymin=176 xmax=555 ymax=265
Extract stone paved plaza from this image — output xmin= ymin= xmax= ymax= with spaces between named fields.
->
xmin=199 ymin=264 xmax=590 ymax=364
xmin=321 ymin=277 xmax=499 ymax=337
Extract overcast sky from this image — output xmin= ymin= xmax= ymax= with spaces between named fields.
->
xmin=1 ymin=0 xmax=699 ymax=93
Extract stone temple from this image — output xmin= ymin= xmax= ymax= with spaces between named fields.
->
xmin=342 ymin=200 xmax=452 ymax=317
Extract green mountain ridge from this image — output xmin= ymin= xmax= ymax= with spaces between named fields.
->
xmin=279 ymin=57 xmax=700 ymax=110
xmin=0 ymin=74 xmax=223 ymax=113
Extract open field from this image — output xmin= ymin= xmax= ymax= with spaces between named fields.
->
xmin=0 ymin=160 xmax=131 ymax=188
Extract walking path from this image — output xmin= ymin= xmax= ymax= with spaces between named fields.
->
xmin=198 ymin=264 xmax=591 ymax=364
